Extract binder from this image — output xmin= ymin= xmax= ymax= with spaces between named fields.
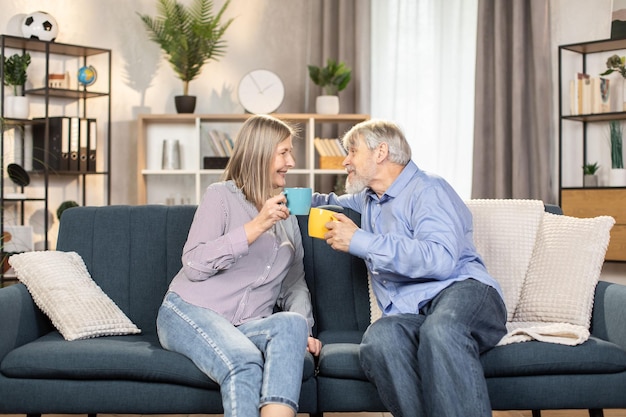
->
xmin=79 ymin=118 xmax=88 ymax=172
xmin=32 ymin=116 xmax=70 ymax=171
xmin=69 ymin=117 xmax=79 ymax=171
xmin=88 ymin=119 xmax=97 ymax=172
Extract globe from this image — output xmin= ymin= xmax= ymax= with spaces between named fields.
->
xmin=77 ymin=66 xmax=97 ymax=86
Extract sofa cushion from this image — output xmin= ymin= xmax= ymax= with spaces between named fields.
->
xmin=501 ymin=213 xmax=614 ymax=345
xmin=9 ymin=251 xmax=141 ymax=341
xmin=0 ymin=331 xmax=317 ymax=387
xmin=481 ymin=336 xmax=626 ymax=377
xmin=316 ymin=336 xmax=626 ymax=382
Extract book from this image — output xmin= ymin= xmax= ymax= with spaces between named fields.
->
xmin=79 ymin=118 xmax=89 ymax=172
xmin=32 ymin=116 xmax=71 ymax=171
xmin=88 ymin=119 xmax=97 ymax=171
xmin=591 ymin=77 xmax=610 ymax=114
xmin=69 ymin=117 xmax=79 ymax=171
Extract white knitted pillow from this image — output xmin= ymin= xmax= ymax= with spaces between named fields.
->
xmin=466 ymin=199 xmax=544 ymax=321
xmin=9 ymin=251 xmax=141 ymax=341
xmin=513 ymin=213 xmax=614 ymax=327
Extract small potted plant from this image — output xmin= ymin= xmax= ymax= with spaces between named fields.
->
xmin=56 ymin=200 xmax=79 ymax=221
xmin=308 ymin=58 xmax=352 ymax=114
xmin=583 ymin=162 xmax=600 ymax=187
xmin=138 ymin=0 xmax=233 ymax=114
xmin=2 ymin=52 xmax=31 ymax=119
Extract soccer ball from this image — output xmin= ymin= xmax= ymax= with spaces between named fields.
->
xmin=21 ymin=11 xmax=58 ymax=42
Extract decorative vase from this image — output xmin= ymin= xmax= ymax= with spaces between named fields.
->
xmin=583 ymin=174 xmax=598 ymax=187
xmin=175 ymin=95 xmax=196 ymax=114
xmin=5 ymin=96 xmax=29 ymax=119
xmin=315 ymin=95 xmax=340 ymax=115
xmin=610 ymin=168 xmax=626 ymax=186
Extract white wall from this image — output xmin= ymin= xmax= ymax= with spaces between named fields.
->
xmin=1 ymin=0 xmax=318 ymax=248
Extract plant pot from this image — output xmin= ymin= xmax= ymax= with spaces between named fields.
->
xmin=315 ymin=95 xmax=340 ymax=115
xmin=5 ymin=96 xmax=29 ymax=119
xmin=583 ymin=174 xmax=598 ymax=187
xmin=175 ymin=95 xmax=196 ymax=114
xmin=610 ymin=168 xmax=626 ymax=186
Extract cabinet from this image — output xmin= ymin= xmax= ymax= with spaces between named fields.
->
xmin=558 ymin=38 xmax=626 ymax=261
xmin=137 ymin=113 xmax=369 ymax=204
xmin=1 ymin=35 xmax=111 ymax=264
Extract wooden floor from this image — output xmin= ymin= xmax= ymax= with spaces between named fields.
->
xmin=5 ymin=412 xmax=626 ymax=417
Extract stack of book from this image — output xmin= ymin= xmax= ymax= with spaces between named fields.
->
xmin=314 ymin=137 xmax=346 ymax=169
xmin=203 ymin=129 xmax=233 ymax=169
xmin=32 ymin=116 xmax=97 ymax=172
xmin=569 ymin=73 xmax=611 ymax=115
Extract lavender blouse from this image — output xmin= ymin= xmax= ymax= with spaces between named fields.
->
xmin=168 ymin=181 xmax=314 ymax=332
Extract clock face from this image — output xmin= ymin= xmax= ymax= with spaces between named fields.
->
xmin=238 ymin=69 xmax=285 ymax=114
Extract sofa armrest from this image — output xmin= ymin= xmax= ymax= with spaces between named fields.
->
xmin=591 ymin=281 xmax=626 ymax=350
xmin=0 ymin=283 xmax=53 ymax=361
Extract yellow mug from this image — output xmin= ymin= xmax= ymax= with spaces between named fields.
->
xmin=308 ymin=208 xmax=337 ymax=239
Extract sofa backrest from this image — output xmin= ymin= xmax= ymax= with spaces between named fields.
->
xmin=56 ymin=204 xmax=371 ymax=341
xmin=56 ymin=205 xmax=196 ymax=334
xmin=297 ymin=208 xmax=370 ymax=343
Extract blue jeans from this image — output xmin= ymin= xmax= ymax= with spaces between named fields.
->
xmin=157 ymin=292 xmax=309 ymax=417
xmin=359 ymin=279 xmax=507 ymax=417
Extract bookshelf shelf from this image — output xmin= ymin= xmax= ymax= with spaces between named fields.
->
xmin=137 ymin=113 xmax=369 ymax=205
xmin=558 ymin=37 xmax=626 ymax=261
xmin=0 ymin=34 xmax=111 ymax=272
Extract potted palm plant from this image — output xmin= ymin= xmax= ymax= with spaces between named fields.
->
xmin=308 ymin=59 xmax=352 ymax=114
xmin=2 ymin=52 xmax=31 ymax=119
xmin=138 ymin=0 xmax=233 ymax=113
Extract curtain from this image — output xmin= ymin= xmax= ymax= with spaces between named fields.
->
xmin=370 ymin=0 xmax=478 ymax=199
xmin=305 ymin=0 xmax=371 ymax=115
xmin=472 ymin=0 xmax=554 ymax=202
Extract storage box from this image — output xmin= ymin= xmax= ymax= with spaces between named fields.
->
xmin=319 ymin=156 xmax=345 ymax=170
xmin=203 ymin=157 xmax=230 ymax=169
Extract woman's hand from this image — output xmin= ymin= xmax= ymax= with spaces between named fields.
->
xmin=307 ymin=336 xmax=322 ymax=356
xmin=244 ymin=194 xmax=289 ymax=244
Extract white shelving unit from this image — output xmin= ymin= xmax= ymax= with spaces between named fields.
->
xmin=137 ymin=113 xmax=369 ymax=205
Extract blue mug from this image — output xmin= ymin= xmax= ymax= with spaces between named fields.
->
xmin=284 ymin=187 xmax=312 ymax=215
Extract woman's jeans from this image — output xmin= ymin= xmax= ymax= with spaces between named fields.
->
xmin=359 ymin=279 xmax=507 ymax=417
xmin=157 ymin=292 xmax=309 ymax=417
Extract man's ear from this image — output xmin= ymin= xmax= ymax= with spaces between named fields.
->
xmin=376 ymin=142 xmax=389 ymax=163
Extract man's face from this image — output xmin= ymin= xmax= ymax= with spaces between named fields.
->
xmin=343 ymin=135 xmax=377 ymax=194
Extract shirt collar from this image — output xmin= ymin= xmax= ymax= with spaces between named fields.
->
xmin=365 ymin=160 xmax=418 ymax=203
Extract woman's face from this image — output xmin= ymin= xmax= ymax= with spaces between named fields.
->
xmin=271 ymin=136 xmax=295 ymax=188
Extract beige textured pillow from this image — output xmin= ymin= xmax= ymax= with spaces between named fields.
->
xmin=513 ymin=213 xmax=615 ymax=327
xmin=466 ymin=199 xmax=544 ymax=321
xmin=9 ymin=251 xmax=141 ymax=341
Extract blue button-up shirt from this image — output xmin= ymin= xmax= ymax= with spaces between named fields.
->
xmin=312 ymin=161 xmax=503 ymax=316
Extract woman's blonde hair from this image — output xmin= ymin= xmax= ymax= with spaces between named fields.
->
xmin=223 ymin=115 xmax=296 ymax=208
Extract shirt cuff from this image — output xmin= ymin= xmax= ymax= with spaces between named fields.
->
xmin=229 ymin=225 xmax=250 ymax=259
xmin=349 ymin=229 xmax=374 ymax=259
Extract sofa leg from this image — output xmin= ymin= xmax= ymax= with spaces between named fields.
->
xmin=531 ymin=411 xmax=541 ymax=417
xmin=309 ymin=413 xmax=323 ymax=417
xmin=589 ymin=409 xmax=604 ymax=417
xmin=88 ymin=414 xmax=97 ymax=417
xmin=26 ymin=414 xmax=41 ymax=417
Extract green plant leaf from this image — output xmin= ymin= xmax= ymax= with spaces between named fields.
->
xmin=137 ymin=0 xmax=233 ymax=95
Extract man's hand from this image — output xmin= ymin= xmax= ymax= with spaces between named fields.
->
xmin=324 ymin=213 xmax=358 ymax=252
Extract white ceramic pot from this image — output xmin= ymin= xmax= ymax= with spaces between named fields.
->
xmin=315 ymin=95 xmax=340 ymax=115
xmin=610 ymin=168 xmax=626 ymax=186
xmin=5 ymin=96 xmax=29 ymax=119
xmin=583 ymin=174 xmax=598 ymax=187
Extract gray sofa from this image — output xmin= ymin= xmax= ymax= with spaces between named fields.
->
xmin=1 ymin=204 xmax=626 ymax=417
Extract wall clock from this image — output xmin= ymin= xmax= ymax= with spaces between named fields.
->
xmin=238 ymin=69 xmax=285 ymax=114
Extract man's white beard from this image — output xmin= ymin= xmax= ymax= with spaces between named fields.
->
xmin=345 ymin=174 xmax=368 ymax=194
